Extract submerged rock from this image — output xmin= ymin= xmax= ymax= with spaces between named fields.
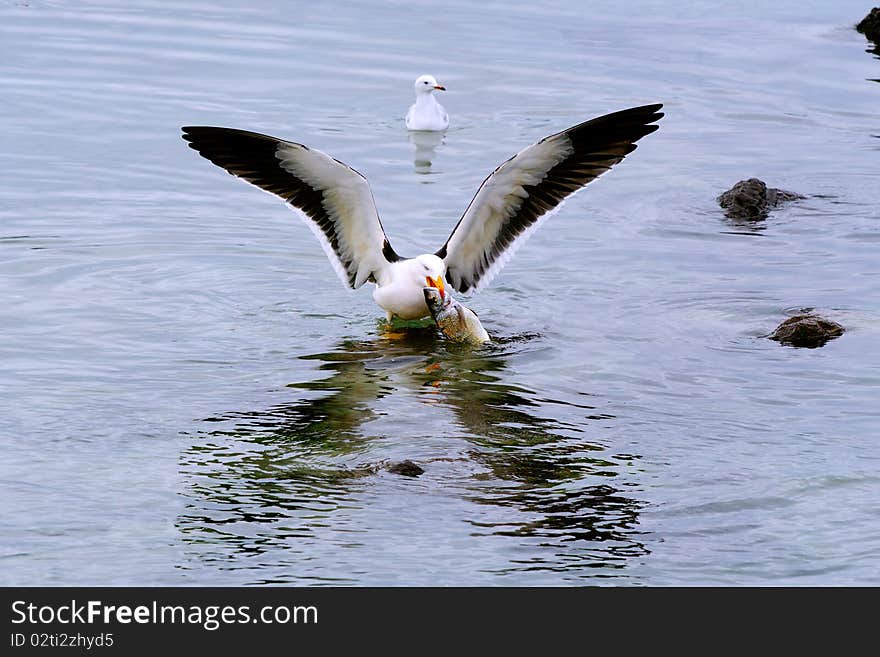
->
xmin=387 ymin=460 xmax=425 ymax=477
xmin=769 ymin=314 xmax=844 ymax=348
xmin=856 ymin=8 xmax=880 ymax=43
xmin=717 ymin=178 xmax=803 ymax=220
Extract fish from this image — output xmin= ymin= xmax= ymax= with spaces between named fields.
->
xmin=423 ymin=283 xmax=490 ymax=345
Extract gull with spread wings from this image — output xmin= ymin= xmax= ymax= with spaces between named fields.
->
xmin=181 ymin=103 xmax=663 ymax=321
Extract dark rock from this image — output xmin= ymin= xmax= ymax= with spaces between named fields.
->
xmin=717 ymin=178 xmax=803 ymax=220
xmin=856 ymin=7 xmax=880 ymax=43
xmin=387 ymin=460 xmax=424 ymax=477
xmin=769 ymin=314 xmax=844 ymax=348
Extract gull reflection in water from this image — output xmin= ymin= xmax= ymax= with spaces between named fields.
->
xmin=408 ymin=130 xmax=445 ymax=173
xmin=178 ymin=328 xmax=648 ymax=581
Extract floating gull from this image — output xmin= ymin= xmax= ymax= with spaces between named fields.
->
xmin=405 ymin=74 xmax=449 ymax=131
xmin=181 ymin=103 xmax=663 ymax=321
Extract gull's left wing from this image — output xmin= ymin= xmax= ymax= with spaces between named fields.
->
xmin=436 ymin=103 xmax=664 ymax=293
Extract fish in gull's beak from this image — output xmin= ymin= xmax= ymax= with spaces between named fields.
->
xmin=425 ymin=275 xmax=445 ymax=299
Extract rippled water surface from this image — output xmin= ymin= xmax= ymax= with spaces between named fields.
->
xmin=2 ymin=0 xmax=879 ymax=585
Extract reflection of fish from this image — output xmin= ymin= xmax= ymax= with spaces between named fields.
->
xmin=423 ymin=282 xmax=490 ymax=345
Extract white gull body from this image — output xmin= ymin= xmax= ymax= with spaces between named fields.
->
xmin=181 ymin=103 xmax=663 ymax=321
xmin=405 ymin=74 xmax=449 ymax=131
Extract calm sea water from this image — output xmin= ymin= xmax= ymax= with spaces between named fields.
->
xmin=2 ymin=0 xmax=878 ymax=585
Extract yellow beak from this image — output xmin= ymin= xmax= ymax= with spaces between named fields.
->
xmin=426 ymin=275 xmax=445 ymax=299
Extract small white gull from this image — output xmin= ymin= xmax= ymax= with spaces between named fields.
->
xmin=181 ymin=103 xmax=663 ymax=321
xmin=405 ymin=74 xmax=449 ymax=131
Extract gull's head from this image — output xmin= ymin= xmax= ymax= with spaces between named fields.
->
xmin=414 ymin=253 xmax=447 ymax=299
xmin=414 ymin=74 xmax=445 ymax=95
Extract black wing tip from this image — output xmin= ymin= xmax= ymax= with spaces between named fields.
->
xmin=623 ymin=102 xmax=664 ymax=120
xmin=602 ymin=102 xmax=665 ymax=124
xmin=638 ymin=102 xmax=664 ymax=113
xmin=632 ymin=103 xmax=664 ymax=126
xmin=181 ymin=125 xmax=222 ymax=140
xmin=180 ymin=125 xmax=288 ymax=148
xmin=560 ymin=103 xmax=665 ymax=149
xmin=180 ymin=125 xmax=201 ymax=146
xmin=563 ymin=103 xmax=665 ymax=136
xmin=180 ymin=126 xmax=236 ymax=150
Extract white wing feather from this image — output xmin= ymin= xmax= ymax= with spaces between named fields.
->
xmin=275 ymin=143 xmax=388 ymax=288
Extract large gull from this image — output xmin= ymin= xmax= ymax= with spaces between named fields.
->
xmin=181 ymin=103 xmax=663 ymax=321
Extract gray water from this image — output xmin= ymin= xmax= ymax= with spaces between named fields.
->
xmin=2 ymin=0 xmax=879 ymax=586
